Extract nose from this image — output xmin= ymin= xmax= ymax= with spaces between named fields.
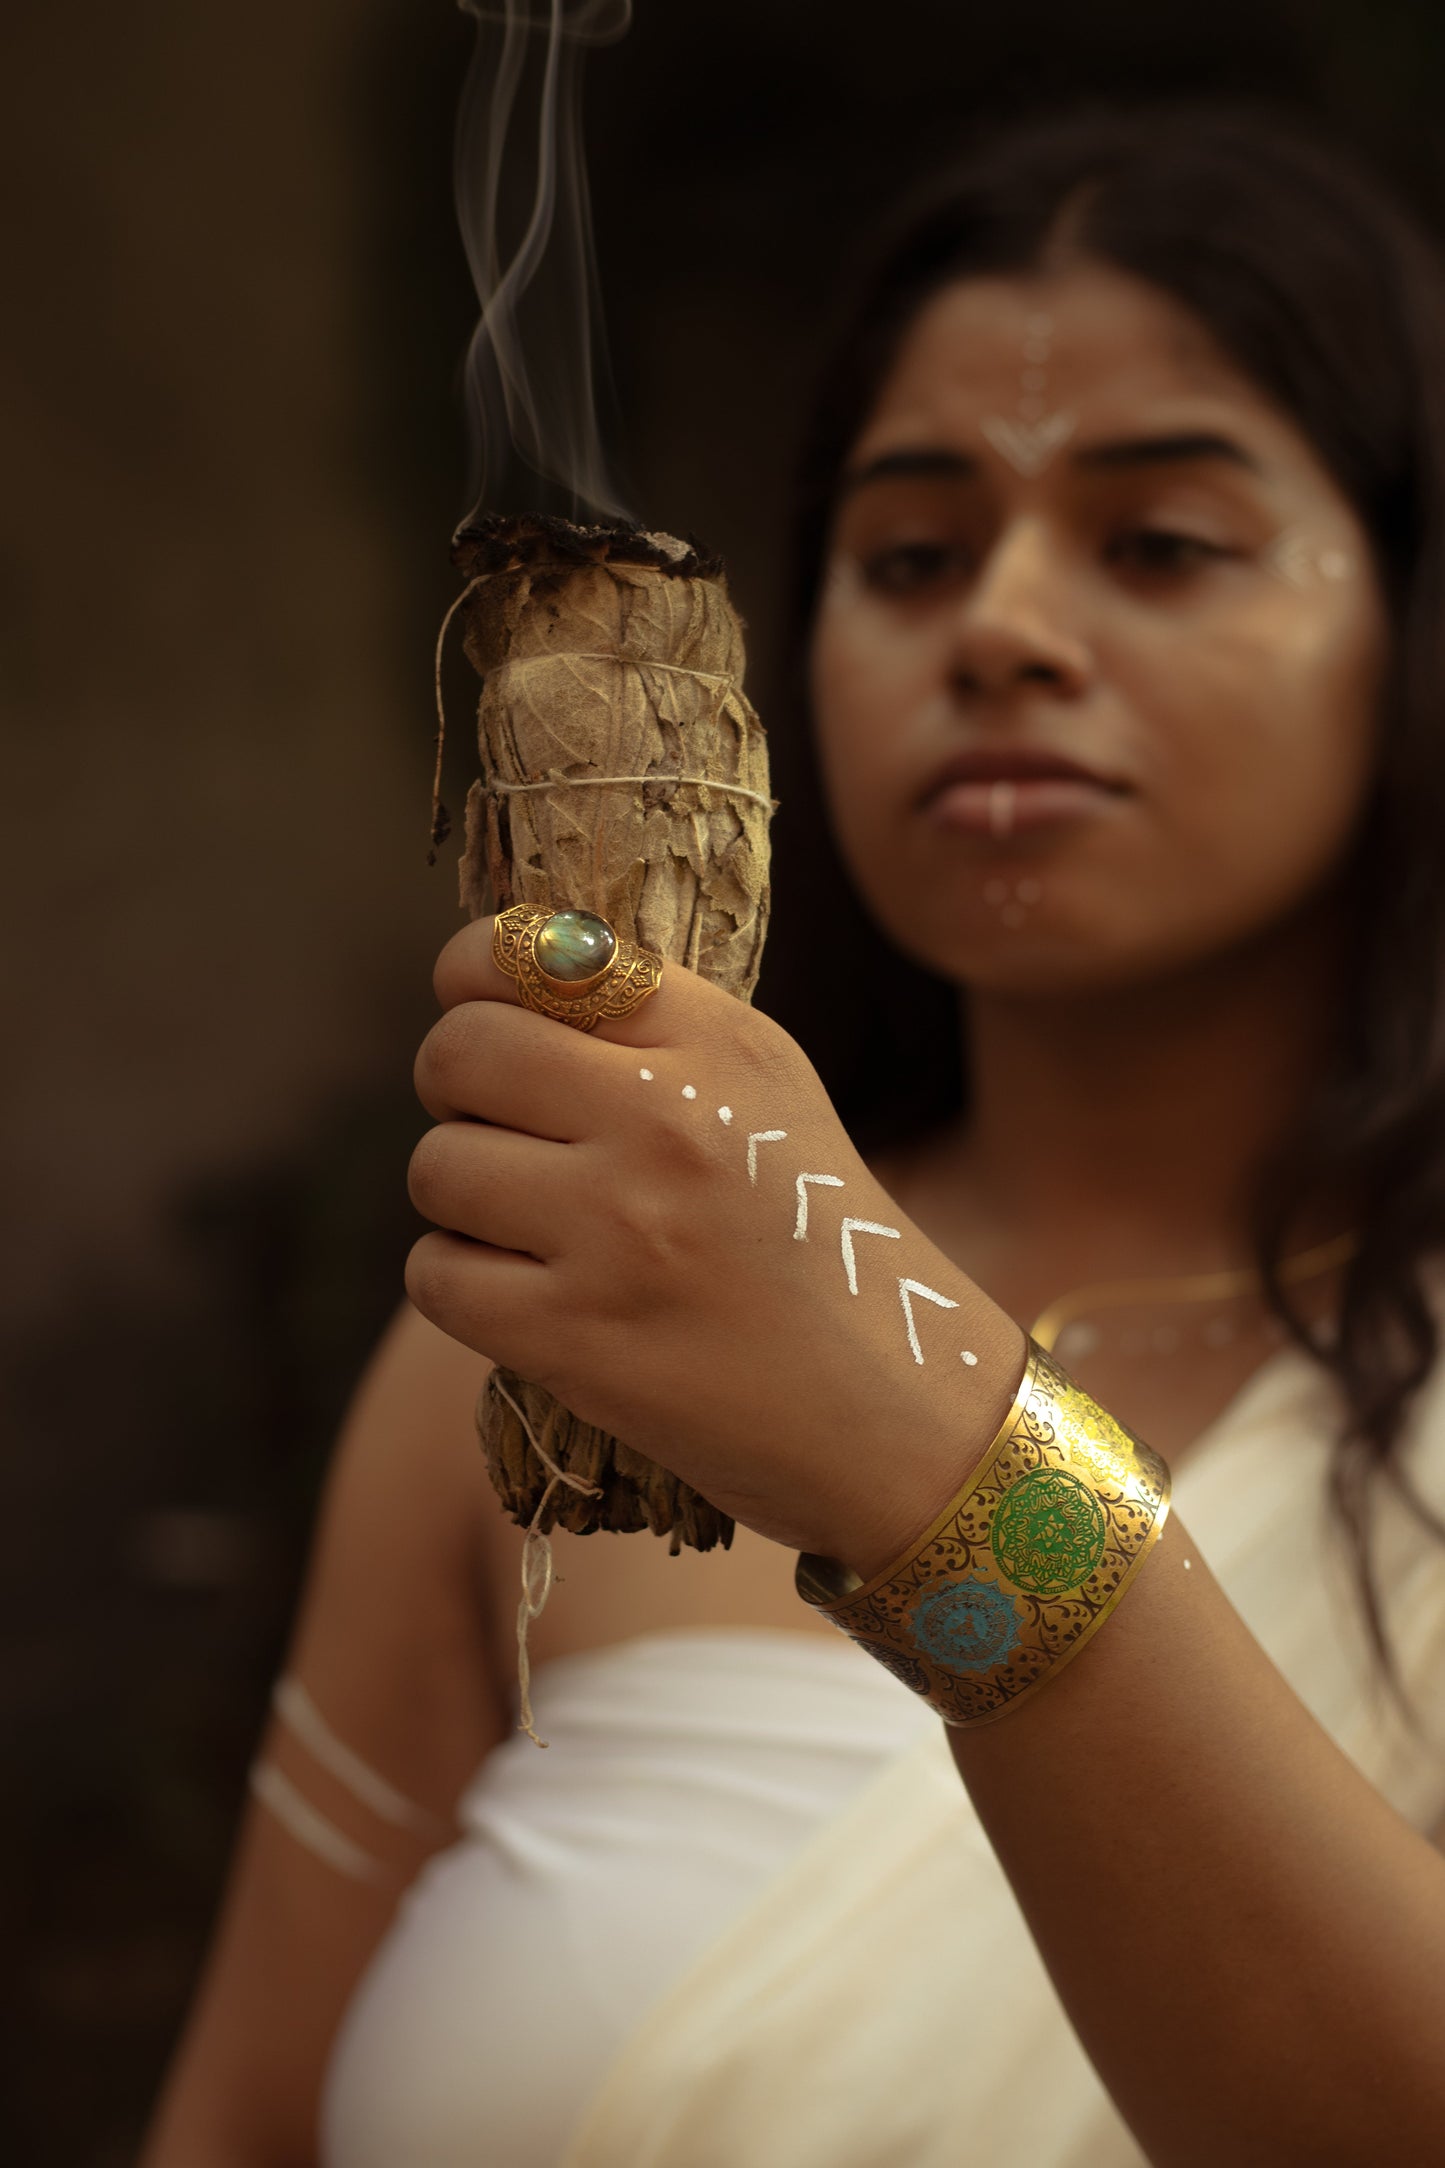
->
xmin=947 ymin=522 xmax=1093 ymax=702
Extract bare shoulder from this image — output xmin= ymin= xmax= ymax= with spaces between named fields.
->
xmin=139 ymin=1304 xmax=514 ymax=2166
xmin=285 ymin=1300 xmax=523 ymax=1776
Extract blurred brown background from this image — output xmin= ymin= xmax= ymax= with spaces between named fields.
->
xmin=4 ymin=0 xmax=1444 ymax=2158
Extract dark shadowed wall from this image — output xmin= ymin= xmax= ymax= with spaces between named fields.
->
xmin=5 ymin=0 xmax=1445 ymax=2157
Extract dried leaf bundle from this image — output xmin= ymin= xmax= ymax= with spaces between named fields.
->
xmin=450 ymin=513 xmax=773 ymax=1551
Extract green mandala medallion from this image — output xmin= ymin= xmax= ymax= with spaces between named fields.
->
xmin=991 ymin=1467 xmax=1107 ymax=1596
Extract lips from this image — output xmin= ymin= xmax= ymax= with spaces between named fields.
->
xmin=919 ymin=747 xmax=1128 ymax=840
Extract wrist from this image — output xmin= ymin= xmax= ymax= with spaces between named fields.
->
xmin=797 ymin=1337 xmax=1173 ymax=1728
xmin=823 ymin=1314 xmax=1029 ymax=1583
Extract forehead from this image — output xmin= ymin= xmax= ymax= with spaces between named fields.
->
xmin=856 ymin=261 xmax=1282 ymax=452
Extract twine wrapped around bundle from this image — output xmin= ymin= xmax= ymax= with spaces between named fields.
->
xmin=442 ymin=512 xmax=774 ymax=1554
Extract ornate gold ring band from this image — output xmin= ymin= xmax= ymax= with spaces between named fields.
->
xmin=491 ymin=904 xmax=663 ymax=1033
xmin=797 ymin=1340 xmax=1172 ymax=1726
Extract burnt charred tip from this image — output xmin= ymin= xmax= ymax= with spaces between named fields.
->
xmin=450 ymin=511 xmax=724 ymax=582
xmin=428 ymin=805 xmax=452 ymax=863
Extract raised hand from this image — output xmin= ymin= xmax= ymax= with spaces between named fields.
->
xmin=405 ymin=915 xmax=1023 ymax=1576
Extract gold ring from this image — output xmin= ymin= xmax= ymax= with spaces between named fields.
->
xmin=492 ymin=905 xmax=663 ymax=1032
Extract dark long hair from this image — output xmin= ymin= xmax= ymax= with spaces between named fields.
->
xmin=758 ymin=103 xmax=1445 ymax=1694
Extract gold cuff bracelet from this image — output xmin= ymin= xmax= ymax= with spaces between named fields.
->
xmin=796 ymin=1339 xmax=1172 ymax=1727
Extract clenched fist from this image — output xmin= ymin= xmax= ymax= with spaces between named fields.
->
xmin=405 ymin=916 xmax=1022 ymax=1576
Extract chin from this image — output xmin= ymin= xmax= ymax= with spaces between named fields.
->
xmin=894 ymin=902 xmax=1220 ymax=1001
xmin=950 ymin=942 xmax=1147 ymax=999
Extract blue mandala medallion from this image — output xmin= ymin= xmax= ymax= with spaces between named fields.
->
xmin=906 ymin=1578 xmax=1020 ymax=1673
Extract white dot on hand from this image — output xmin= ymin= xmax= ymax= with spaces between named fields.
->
xmin=682 ymin=1085 xmax=697 ymax=1100
xmin=961 ymin=1349 xmax=979 ymax=1367
xmin=639 ymin=1068 xmax=654 ymax=1081
xmin=718 ymin=1106 xmax=733 ymax=1123
xmin=1183 ymin=1558 xmax=1192 ymax=1571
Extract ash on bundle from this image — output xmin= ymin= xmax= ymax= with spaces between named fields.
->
xmin=442 ymin=1 xmax=774 ymax=1555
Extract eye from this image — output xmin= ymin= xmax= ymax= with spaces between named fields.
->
xmin=861 ymin=541 xmax=971 ymax=594
xmin=1105 ymin=528 xmax=1235 ymax=575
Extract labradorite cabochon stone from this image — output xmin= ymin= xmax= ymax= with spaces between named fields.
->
xmin=534 ymin=910 xmax=617 ymax=983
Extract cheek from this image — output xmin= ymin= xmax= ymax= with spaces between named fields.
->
xmin=1138 ymin=600 xmax=1383 ymax=912
xmin=810 ymin=587 xmax=933 ymax=850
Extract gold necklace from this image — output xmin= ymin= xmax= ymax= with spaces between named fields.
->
xmin=1030 ymin=1230 xmax=1357 ymax=1360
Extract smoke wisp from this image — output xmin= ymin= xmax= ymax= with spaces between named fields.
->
xmin=455 ymin=0 xmax=633 ymax=525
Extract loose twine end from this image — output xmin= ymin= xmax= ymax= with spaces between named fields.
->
xmin=490 ymin=1376 xmax=602 ymax=1747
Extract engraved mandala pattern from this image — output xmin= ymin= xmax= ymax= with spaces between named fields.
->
xmin=801 ymin=1342 xmax=1172 ymax=1726
xmin=991 ymin=1467 xmax=1108 ymax=1595
xmin=862 ymin=1644 xmax=931 ymax=1696
xmin=907 ymin=1578 xmax=1020 ymax=1672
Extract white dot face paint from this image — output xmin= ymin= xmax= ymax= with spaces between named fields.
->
xmin=639 ymin=1068 xmax=654 ymax=1082
xmin=983 ymin=876 xmax=1043 ymax=932
xmin=979 ymin=310 xmax=1078 ymax=474
xmin=717 ymin=1106 xmax=733 ymax=1124
xmin=681 ymin=1085 xmax=697 ymax=1100
xmin=1267 ymin=530 xmax=1357 ymax=592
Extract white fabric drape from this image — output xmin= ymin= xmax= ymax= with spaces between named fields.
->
xmin=561 ymin=1347 xmax=1445 ymax=2168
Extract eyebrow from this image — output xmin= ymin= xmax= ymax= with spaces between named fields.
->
xmin=838 ymin=430 xmax=1263 ymax=496
xmin=1075 ymin=430 xmax=1263 ymax=475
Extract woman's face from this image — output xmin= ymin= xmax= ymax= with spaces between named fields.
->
xmin=810 ymin=260 xmax=1390 ymax=994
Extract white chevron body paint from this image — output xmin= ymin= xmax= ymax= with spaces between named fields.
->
xmin=979 ymin=410 xmax=1076 ymax=476
xmin=793 ymin=1172 xmax=845 ymax=1241
xmin=746 ymin=1130 xmax=788 ymax=1184
xmin=840 ymin=1216 xmax=902 ymax=1295
xmin=897 ymin=1277 xmax=959 ymax=1364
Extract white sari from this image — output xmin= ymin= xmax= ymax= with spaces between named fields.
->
xmin=560 ymin=1345 xmax=1445 ymax=2168
xmin=322 ymin=1342 xmax=1445 ymax=2168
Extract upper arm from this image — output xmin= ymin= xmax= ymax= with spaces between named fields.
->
xmin=141 ymin=1301 xmax=509 ymax=2168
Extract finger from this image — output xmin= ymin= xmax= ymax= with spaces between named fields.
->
xmin=432 ymin=910 xmax=687 ymax=1048
xmin=407 ymin=1119 xmax=575 ymax=1259
xmin=404 ymin=1229 xmax=557 ymax=1380
xmin=414 ymin=999 xmax=618 ymax=1135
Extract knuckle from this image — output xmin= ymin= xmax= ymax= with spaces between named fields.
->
xmin=740 ymin=1008 xmax=811 ymax=1094
xmin=406 ymin=1124 xmax=452 ymax=1219
xmin=417 ymin=1003 xmax=481 ymax=1110
xmin=432 ymin=920 xmax=485 ymax=1010
xmin=606 ymin=1178 xmax=675 ymax=1260
xmin=403 ymin=1234 xmax=450 ymax=1324
xmin=653 ymin=1106 xmax=719 ymax=1182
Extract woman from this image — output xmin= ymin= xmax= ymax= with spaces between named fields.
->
xmin=143 ymin=105 xmax=1445 ymax=2166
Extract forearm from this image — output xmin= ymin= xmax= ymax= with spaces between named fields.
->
xmin=950 ymin=1510 xmax=1445 ymax=2166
